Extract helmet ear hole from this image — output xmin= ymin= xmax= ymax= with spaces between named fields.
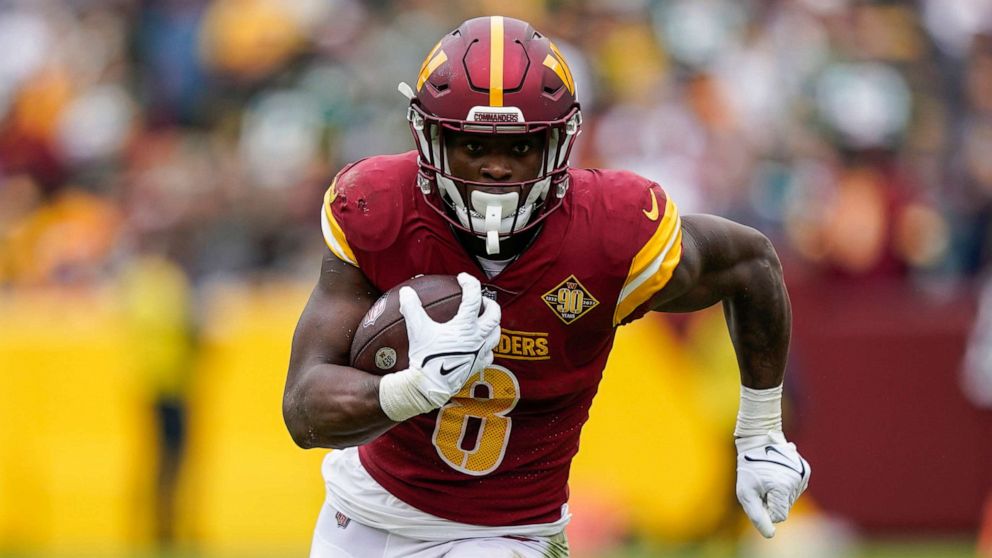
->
xmin=542 ymin=86 xmax=567 ymax=102
xmin=425 ymin=81 xmax=449 ymax=96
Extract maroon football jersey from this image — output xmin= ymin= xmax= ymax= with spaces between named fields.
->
xmin=321 ymin=151 xmax=682 ymax=526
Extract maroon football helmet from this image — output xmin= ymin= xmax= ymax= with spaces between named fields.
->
xmin=400 ymin=16 xmax=582 ymax=254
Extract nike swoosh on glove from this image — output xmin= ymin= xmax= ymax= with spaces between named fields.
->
xmin=736 ymin=431 xmax=811 ymax=538
xmin=398 ymin=272 xmax=501 ymax=408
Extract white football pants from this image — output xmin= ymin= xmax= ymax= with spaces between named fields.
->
xmin=309 ymin=502 xmax=569 ymax=558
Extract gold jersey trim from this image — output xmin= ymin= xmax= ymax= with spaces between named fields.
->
xmin=321 ymin=177 xmax=358 ymax=266
xmin=614 ymin=194 xmax=682 ymax=325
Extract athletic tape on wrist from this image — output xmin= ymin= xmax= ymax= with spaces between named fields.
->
xmin=734 ymin=384 xmax=783 ymax=438
xmin=378 ymin=368 xmax=437 ymax=422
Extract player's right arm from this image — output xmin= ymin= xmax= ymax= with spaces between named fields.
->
xmin=283 ymin=250 xmax=394 ymax=449
xmin=283 ymin=250 xmax=502 ymax=450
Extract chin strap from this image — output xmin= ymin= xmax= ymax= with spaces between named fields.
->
xmin=484 ymin=204 xmax=501 ymax=255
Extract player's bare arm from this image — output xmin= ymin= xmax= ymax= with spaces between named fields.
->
xmin=649 ymin=214 xmax=809 ymax=538
xmin=283 ymin=251 xmax=393 ymax=449
xmin=650 ymin=214 xmax=790 ymax=389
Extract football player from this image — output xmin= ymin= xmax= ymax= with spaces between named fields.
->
xmin=284 ymin=16 xmax=810 ymax=558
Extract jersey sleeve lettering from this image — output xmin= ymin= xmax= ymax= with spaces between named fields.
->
xmin=321 ymin=176 xmax=358 ymax=266
xmin=613 ymin=193 xmax=682 ymax=325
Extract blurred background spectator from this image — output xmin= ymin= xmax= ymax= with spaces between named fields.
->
xmin=0 ymin=0 xmax=992 ymax=285
xmin=2 ymin=0 xmax=990 ymax=287
xmin=1 ymin=1 xmax=990 ymax=557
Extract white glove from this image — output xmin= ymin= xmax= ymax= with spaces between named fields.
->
xmin=736 ymin=431 xmax=811 ymax=538
xmin=378 ymin=273 xmax=501 ymax=421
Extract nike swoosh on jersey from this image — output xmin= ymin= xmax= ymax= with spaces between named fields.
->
xmin=423 ymin=348 xmax=482 ymax=376
xmin=643 ymin=190 xmax=659 ymax=221
xmin=743 ymin=446 xmax=807 ymax=478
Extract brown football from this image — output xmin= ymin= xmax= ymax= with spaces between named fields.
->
xmin=349 ymin=274 xmax=466 ymax=375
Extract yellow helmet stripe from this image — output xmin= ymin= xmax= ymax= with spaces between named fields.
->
xmin=489 ymin=16 xmax=504 ymax=106
xmin=542 ymin=54 xmax=574 ymax=94
xmin=419 ymin=40 xmax=441 ymax=77
xmin=547 ymin=42 xmax=575 ymax=93
xmin=321 ymin=178 xmax=358 ymax=266
xmin=613 ymin=195 xmax=683 ymax=325
xmin=417 ymin=41 xmax=448 ymax=91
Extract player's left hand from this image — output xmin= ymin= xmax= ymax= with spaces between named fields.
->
xmin=735 ymin=431 xmax=811 ymax=538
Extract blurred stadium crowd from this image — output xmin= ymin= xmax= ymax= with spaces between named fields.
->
xmin=2 ymin=0 xmax=992 ymax=290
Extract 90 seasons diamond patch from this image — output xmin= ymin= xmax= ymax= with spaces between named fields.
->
xmin=542 ymin=275 xmax=599 ymax=324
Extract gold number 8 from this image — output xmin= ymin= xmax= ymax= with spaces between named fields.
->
xmin=431 ymin=365 xmax=520 ymax=476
